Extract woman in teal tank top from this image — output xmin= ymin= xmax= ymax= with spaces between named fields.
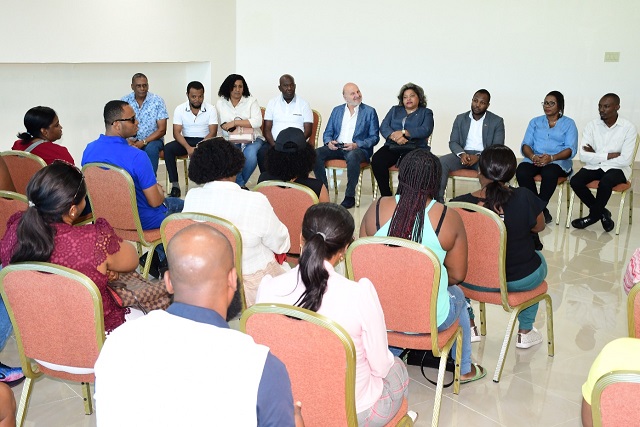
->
xmin=361 ymin=149 xmax=486 ymax=383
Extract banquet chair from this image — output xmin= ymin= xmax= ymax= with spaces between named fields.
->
xmin=591 ymin=370 xmax=640 ymax=427
xmin=161 ymin=212 xmax=246 ymax=310
xmin=373 ymin=135 xmax=432 ymax=198
xmin=346 ymin=236 xmax=461 ymax=426
xmin=253 ymin=180 xmax=319 ymax=265
xmin=0 ymin=262 xmax=106 ymax=427
xmin=82 ymin=162 xmax=161 ymax=278
xmin=159 ymin=150 xmax=189 ymax=193
xmin=627 ymin=282 xmax=640 ymax=338
xmin=446 ymin=168 xmax=480 ymax=200
xmin=0 ymin=191 xmax=27 ymax=238
xmin=240 ymin=303 xmax=414 ymax=427
xmin=0 ymin=150 xmax=46 ymax=195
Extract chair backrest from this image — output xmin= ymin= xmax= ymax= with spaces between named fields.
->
xmin=627 ymin=282 xmax=640 ymax=338
xmin=626 ymin=135 xmax=640 ymax=182
xmin=260 ymin=106 xmax=266 ymax=135
xmin=346 ymin=236 xmax=441 ymax=341
xmin=0 ymin=262 xmax=105 ymax=382
xmin=82 ymin=162 xmax=149 ymax=243
xmin=0 ymin=191 xmax=27 ymax=238
xmin=240 ymin=304 xmax=357 ymax=427
xmin=591 ymin=370 xmax=640 ymax=427
xmin=253 ymin=181 xmax=319 ymax=256
xmin=310 ymin=109 xmax=322 ymax=148
xmin=447 ymin=202 xmax=510 ymax=308
xmin=161 ymin=212 xmax=246 ymax=307
xmin=0 ymin=150 xmax=47 ymax=195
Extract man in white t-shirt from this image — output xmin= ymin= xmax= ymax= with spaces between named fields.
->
xmin=164 ymin=81 xmax=218 ymax=197
xmin=258 ymin=74 xmax=313 ymax=172
xmin=94 ymin=224 xmax=304 ymax=426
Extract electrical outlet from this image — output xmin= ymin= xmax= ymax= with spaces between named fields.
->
xmin=604 ymin=52 xmax=620 ymax=62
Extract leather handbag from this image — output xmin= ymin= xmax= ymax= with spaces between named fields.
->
xmin=107 ymin=272 xmax=171 ymax=314
xmin=228 ymin=127 xmax=255 ymax=142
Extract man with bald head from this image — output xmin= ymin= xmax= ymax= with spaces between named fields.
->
xmin=571 ymin=93 xmax=637 ymax=232
xmin=258 ymin=74 xmax=313 ymax=172
xmin=313 ymin=83 xmax=380 ymax=208
xmin=95 ymin=224 xmax=300 ymax=426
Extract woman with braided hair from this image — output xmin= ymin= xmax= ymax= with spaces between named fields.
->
xmin=257 ymin=203 xmax=410 ymax=426
xmin=361 ymin=148 xmax=486 ymax=384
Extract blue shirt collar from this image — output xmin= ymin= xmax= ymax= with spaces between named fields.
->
xmin=166 ymin=302 xmax=229 ymax=329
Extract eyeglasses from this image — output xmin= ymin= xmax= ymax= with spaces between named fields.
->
xmin=112 ymin=116 xmax=136 ymax=125
xmin=541 ymin=101 xmax=556 ymax=107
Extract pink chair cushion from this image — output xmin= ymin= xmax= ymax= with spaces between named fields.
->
xmin=325 ymin=159 xmax=370 ymax=169
xmin=462 ymin=281 xmax=548 ymax=306
xmin=533 ymin=174 xmax=568 ymax=184
xmin=586 ymin=180 xmax=631 ymax=192
xmin=599 ymin=382 xmax=640 ymax=426
xmin=449 ymin=169 xmax=478 ymax=178
xmin=0 ymin=198 xmax=27 ymax=238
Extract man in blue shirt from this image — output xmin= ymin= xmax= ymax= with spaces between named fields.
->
xmin=95 ymin=224 xmax=304 ymax=426
xmin=313 ymin=83 xmax=380 ymax=208
xmin=121 ymin=73 xmax=169 ymax=175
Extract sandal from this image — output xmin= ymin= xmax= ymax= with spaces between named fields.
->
xmin=460 ymin=363 xmax=486 ymax=384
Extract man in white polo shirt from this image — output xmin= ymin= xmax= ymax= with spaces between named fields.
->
xmin=258 ymin=74 xmax=313 ymax=172
xmin=164 ymin=81 xmax=218 ymax=197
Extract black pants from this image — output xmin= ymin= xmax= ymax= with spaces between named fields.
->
xmin=164 ymin=137 xmax=201 ymax=184
xmin=515 ymin=162 xmax=569 ymax=206
xmin=372 ymin=146 xmax=427 ymax=197
xmin=570 ymin=168 xmax=627 ymax=218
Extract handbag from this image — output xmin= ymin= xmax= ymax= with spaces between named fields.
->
xmin=228 ymin=127 xmax=255 ymax=142
xmin=401 ymin=348 xmax=456 ymax=387
xmin=388 ymin=141 xmax=418 ymax=153
xmin=107 ymin=272 xmax=171 ymax=314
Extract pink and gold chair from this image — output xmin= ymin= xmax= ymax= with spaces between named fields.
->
xmin=627 ymin=282 xmax=640 ymax=338
xmin=0 ymin=190 xmax=27 ymax=238
xmin=0 ymin=150 xmax=46 ymax=195
xmin=591 ymin=370 xmax=640 ymax=427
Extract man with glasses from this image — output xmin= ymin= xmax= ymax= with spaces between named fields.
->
xmin=81 ymin=100 xmax=183 ymax=276
xmin=257 ymin=74 xmax=313 ymax=172
xmin=164 ymin=81 xmax=218 ymax=197
xmin=437 ymin=89 xmax=505 ymax=202
xmin=121 ymin=73 xmax=169 ymax=176
xmin=570 ymin=93 xmax=637 ymax=232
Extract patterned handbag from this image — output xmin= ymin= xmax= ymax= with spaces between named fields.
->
xmin=107 ymin=272 xmax=171 ymax=314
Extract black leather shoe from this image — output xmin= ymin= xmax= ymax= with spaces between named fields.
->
xmin=543 ymin=209 xmax=552 ymax=224
xmin=601 ymin=209 xmax=614 ymax=232
xmin=169 ymin=187 xmax=181 ymax=198
xmin=340 ymin=196 xmax=356 ymax=209
xmin=572 ymin=215 xmax=599 ymax=229
xmin=533 ymin=233 xmax=543 ymax=251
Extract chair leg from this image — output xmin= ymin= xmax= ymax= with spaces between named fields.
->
xmin=432 ymin=329 xmax=461 ymax=427
xmin=544 ymin=295 xmax=555 ymax=357
xmin=451 ymin=177 xmax=456 ymax=199
xmin=389 ymin=175 xmax=394 ymax=196
xmin=616 ymin=191 xmax=626 ymax=235
xmin=16 ymin=377 xmax=34 ymax=427
xmin=630 ymin=190 xmax=634 ymax=225
xmin=555 ymin=182 xmax=564 ymax=225
xmin=493 ymin=309 xmax=519 ymax=383
xmin=356 ymin=170 xmax=364 ymax=207
xmin=566 ymin=190 xmax=575 ymax=228
xmin=332 ymin=170 xmax=338 ymax=196
xmin=140 ymin=243 xmax=159 ymax=279
xmin=371 ymin=169 xmax=378 ymax=199
xmin=136 ymin=242 xmax=143 ymax=257
xmin=479 ymin=302 xmax=487 ymax=336
xmin=182 ymin=158 xmax=189 ymax=191
xmin=453 ymin=329 xmax=462 ymax=396
xmin=81 ymin=381 xmax=93 ymax=415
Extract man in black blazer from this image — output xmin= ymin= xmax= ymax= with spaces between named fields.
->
xmin=438 ymin=89 xmax=505 ymax=201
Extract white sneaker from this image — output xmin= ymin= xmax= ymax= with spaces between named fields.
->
xmin=407 ymin=411 xmax=418 ymax=422
xmin=516 ymin=327 xmax=543 ymax=349
xmin=470 ymin=325 xmax=481 ymax=343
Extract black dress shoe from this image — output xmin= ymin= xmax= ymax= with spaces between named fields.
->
xmin=169 ymin=187 xmax=181 ymax=198
xmin=601 ymin=210 xmax=614 ymax=232
xmin=572 ymin=215 xmax=599 ymax=229
xmin=543 ymin=209 xmax=553 ymax=224
xmin=533 ymin=233 xmax=543 ymax=251
xmin=340 ymin=196 xmax=356 ymax=209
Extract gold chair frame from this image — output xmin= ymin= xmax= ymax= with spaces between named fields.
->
xmin=591 ymin=370 xmax=640 ymax=427
xmin=0 ymin=262 xmax=105 ymax=427
xmin=447 ymin=202 xmax=555 ymax=382
xmin=160 ymin=212 xmax=246 ymax=310
xmin=627 ymin=282 xmax=640 ymax=337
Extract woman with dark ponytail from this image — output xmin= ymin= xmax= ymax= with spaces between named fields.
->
xmin=257 ymin=203 xmax=409 ymax=426
xmin=451 ymin=145 xmax=548 ymax=349
xmin=13 ymin=106 xmax=75 ymax=165
xmin=361 ymin=148 xmax=485 ymax=384
xmin=0 ymin=161 xmax=139 ymax=333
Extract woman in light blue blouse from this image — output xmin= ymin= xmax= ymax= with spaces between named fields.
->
xmin=515 ymin=91 xmax=578 ymax=227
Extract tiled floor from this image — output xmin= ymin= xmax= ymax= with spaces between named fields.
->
xmin=3 ymin=171 xmax=638 ymax=426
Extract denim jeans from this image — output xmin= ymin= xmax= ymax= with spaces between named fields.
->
xmin=313 ymin=146 xmax=369 ymax=198
xmin=437 ymin=285 xmax=472 ymax=375
xmin=0 ymin=297 xmax=13 ymax=351
xmin=235 ymin=139 xmax=264 ymax=186
xmin=143 ymin=139 xmax=164 ymax=176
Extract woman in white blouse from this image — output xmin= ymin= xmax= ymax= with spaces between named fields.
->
xmin=216 ymin=74 xmax=265 ymax=188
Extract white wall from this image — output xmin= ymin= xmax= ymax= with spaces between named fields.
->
xmin=236 ymin=0 xmax=640 ymax=156
xmin=0 ymin=0 xmax=236 ymax=162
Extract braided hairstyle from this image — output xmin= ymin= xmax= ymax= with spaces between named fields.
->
xmin=295 ymin=203 xmax=355 ymax=312
xmin=388 ymin=149 xmax=441 ymax=243
xmin=478 ymin=145 xmax=516 ymax=213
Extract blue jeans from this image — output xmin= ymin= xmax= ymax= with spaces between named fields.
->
xmin=313 ymin=146 xmax=369 ymax=198
xmin=154 ymin=197 xmax=184 ymax=262
xmin=465 ymin=252 xmax=548 ymax=331
xmin=0 ymin=297 xmax=12 ymax=351
xmin=437 ymin=285 xmax=472 ymax=375
xmin=235 ymin=139 xmax=264 ymax=186
xmin=143 ymin=139 xmax=164 ymax=176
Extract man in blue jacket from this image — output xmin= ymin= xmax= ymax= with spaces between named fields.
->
xmin=313 ymin=83 xmax=380 ymax=208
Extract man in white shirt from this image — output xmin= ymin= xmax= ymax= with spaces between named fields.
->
xmin=94 ymin=224 xmax=303 ymax=427
xmin=313 ymin=83 xmax=380 ymax=208
xmin=438 ymin=89 xmax=505 ymax=201
xmin=258 ymin=74 xmax=313 ymax=172
xmin=571 ymin=93 xmax=637 ymax=232
xmin=164 ymin=81 xmax=218 ymax=197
